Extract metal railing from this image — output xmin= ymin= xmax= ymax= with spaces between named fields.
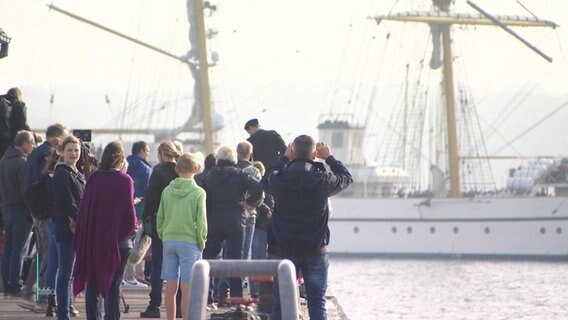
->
xmin=188 ymin=259 xmax=299 ymax=320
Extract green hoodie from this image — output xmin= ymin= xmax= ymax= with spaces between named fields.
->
xmin=156 ymin=177 xmax=207 ymax=250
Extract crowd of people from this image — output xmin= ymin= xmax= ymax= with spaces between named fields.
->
xmin=0 ymin=88 xmax=353 ymax=320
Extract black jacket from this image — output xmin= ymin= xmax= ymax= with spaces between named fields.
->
xmin=2 ymin=94 xmax=31 ymax=141
xmin=202 ymin=160 xmax=263 ymax=225
xmin=142 ymin=161 xmax=177 ymax=235
xmin=0 ymin=146 xmax=30 ymax=215
xmin=255 ymin=193 xmax=274 ymax=231
xmin=247 ymin=129 xmax=286 ymax=169
xmin=53 ymin=163 xmax=85 ymax=242
xmin=261 ymin=155 xmax=352 ymax=256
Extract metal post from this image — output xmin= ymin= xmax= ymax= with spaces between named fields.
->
xmin=187 ymin=260 xmax=300 ymax=320
xmin=277 ymin=260 xmax=300 ymax=320
xmin=187 ymin=260 xmax=210 ymax=320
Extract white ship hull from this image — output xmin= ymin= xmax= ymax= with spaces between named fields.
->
xmin=328 ymin=197 xmax=568 ymax=259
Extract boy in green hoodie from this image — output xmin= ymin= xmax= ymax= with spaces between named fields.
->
xmin=157 ymin=153 xmax=207 ymax=320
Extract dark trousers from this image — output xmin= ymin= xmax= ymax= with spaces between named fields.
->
xmin=85 ymin=248 xmax=130 ymax=320
xmin=203 ymin=218 xmax=245 ymax=301
xmin=1 ymin=212 xmax=33 ymax=293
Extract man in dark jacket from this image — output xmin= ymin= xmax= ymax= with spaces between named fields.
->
xmin=202 ymin=144 xmax=263 ymax=303
xmin=244 ymin=118 xmax=286 ymax=169
xmin=261 ymin=135 xmax=352 ymax=320
xmin=21 ymin=123 xmax=66 ymax=308
xmin=0 ymin=88 xmax=31 ymax=158
xmin=0 ymin=130 xmax=35 ymax=295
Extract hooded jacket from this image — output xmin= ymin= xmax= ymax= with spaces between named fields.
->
xmin=53 ymin=163 xmax=85 ymax=242
xmin=156 ymin=178 xmax=207 ymax=250
xmin=261 ymin=155 xmax=352 ymax=256
xmin=0 ymin=146 xmax=29 ymax=214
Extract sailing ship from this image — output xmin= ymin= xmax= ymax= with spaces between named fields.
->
xmin=324 ymin=0 xmax=568 ymax=259
xmin=7 ymin=1 xmax=568 ymax=259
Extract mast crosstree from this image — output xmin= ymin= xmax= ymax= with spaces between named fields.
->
xmin=372 ymin=0 xmax=557 ymax=198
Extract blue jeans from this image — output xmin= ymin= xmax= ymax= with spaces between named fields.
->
xmin=85 ymin=248 xmax=130 ymax=320
xmin=270 ymin=254 xmax=329 ymax=320
xmin=56 ymin=241 xmax=75 ymax=320
xmin=249 ymin=228 xmax=267 ymax=297
xmin=1 ymin=211 xmax=33 ymax=294
xmin=45 ymin=219 xmax=58 ymax=295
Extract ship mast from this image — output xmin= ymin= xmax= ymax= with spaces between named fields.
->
xmin=48 ymin=1 xmax=216 ymax=154
xmin=373 ymin=0 xmax=557 ymax=198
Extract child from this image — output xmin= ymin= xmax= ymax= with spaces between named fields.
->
xmin=156 ymin=153 xmax=207 ymax=320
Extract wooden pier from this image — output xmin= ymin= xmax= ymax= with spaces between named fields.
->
xmin=0 ymin=286 xmax=349 ymax=319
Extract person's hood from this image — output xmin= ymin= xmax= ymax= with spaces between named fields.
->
xmin=206 ymin=159 xmax=238 ymax=188
xmin=3 ymin=146 xmax=25 ymax=160
xmin=168 ymin=177 xmax=199 ymax=198
xmin=282 ymin=159 xmax=325 ymax=192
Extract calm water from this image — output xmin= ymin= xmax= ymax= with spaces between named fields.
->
xmin=328 ymin=257 xmax=568 ymax=320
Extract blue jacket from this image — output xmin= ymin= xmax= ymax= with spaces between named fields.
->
xmin=53 ymin=163 xmax=85 ymax=242
xmin=24 ymin=141 xmax=54 ymax=191
xmin=126 ymin=155 xmax=152 ymax=219
xmin=261 ymin=156 xmax=352 ymax=256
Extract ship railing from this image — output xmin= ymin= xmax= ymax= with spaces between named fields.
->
xmin=188 ymin=259 xmax=299 ymax=320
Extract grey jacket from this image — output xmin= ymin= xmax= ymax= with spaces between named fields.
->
xmin=0 ymin=146 xmax=30 ymax=215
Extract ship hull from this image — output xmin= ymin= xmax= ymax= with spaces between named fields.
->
xmin=328 ymin=197 xmax=568 ymax=259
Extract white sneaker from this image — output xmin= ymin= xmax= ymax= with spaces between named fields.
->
xmin=122 ymin=279 xmax=148 ymax=289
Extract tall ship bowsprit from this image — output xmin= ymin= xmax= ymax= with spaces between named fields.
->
xmin=324 ymin=0 xmax=568 ymax=259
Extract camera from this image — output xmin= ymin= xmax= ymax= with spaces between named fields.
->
xmin=72 ymin=129 xmax=92 ymax=142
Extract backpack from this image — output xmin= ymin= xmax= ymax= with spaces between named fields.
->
xmin=0 ymin=96 xmax=12 ymax=141
xmin=25 ymin=175 xmax=52 ymax=220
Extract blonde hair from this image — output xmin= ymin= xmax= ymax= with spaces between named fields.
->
xmin=253 ymin=161 xmax=266 ymax=176
xmin=236 ymin=141 xmax=253 ymax=160
xmin=158 ymin=141 xmax=181 ymax=159
xmin=176 ymin=153 xmax=203 ymax=173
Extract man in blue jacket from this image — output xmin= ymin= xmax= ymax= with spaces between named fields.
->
xmin=124 ymin=141 xmax=152 ymax=288
xmin=261 ymin=135 xmax=353 ymax=320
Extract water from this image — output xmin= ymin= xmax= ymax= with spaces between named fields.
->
xmin=328 ymin=257 xmax=568 ymax=320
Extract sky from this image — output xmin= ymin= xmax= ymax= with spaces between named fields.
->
xmin=0 ymin=0 xmax=567 ymax=186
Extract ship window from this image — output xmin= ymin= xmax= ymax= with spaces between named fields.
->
xmin=407 ymin=226 xmax=412 ymax=233
xmin=392 ymin=226 xmax=397 ymax=233
xmin=430 ymin=226 xmax=436 ymax=234
xmin=540 ymin=227 xmax=546 ymax=234
xmin=484 ymin=227 xmax=490 ymax=234
xmin=353 ymin=226 xmax=359 ymax=234
xmin=453 ymin=227 xmax=459 ymax=234
xmin=557 ymin=227 xmax=562 ymax=234
xmin=331 ymin=132 xmax=344 ymax=148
